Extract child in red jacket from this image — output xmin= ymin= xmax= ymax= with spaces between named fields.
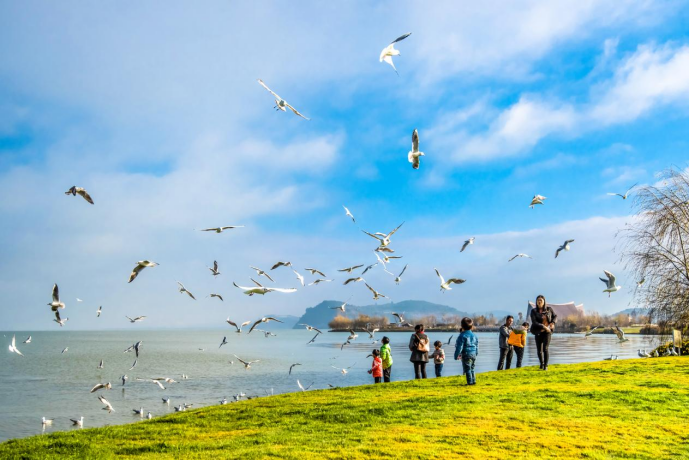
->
xmin=368 ymin=349 xmax=383 ymax=383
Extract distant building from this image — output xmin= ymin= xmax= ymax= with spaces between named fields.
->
xmin=526 ymin=301 xmax=584 ymax=324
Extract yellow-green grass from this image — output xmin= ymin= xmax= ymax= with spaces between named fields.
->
xmin=1 ymin=358 xmax=688 ymax=459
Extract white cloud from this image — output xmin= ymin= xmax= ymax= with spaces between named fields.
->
xmin=428 ymin=42 xmax=689 ymax=163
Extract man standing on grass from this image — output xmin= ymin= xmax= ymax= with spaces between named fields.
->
xmin=498 ymin=316 xmax=514 ymax=370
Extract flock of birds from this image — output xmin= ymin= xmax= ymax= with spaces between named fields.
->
xmin=7 ymin=33 xmax=658 ymax=436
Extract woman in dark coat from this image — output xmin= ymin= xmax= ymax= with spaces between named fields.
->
xmin=530 ymin=294 xmax=557 ymax=370
xmin=409 ymin=324 xmax=430 ymax=379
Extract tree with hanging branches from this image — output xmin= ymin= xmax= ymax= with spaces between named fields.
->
xmin=617 ymin=168 xmax=689 ymax=337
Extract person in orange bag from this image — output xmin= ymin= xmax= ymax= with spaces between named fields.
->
xmin=508 ymin=321 xmax=529 ymax=368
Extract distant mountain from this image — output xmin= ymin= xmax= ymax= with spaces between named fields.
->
xmin=294 ymin=300 xmax=470 ymax=329
xmin=613 ymin=308 xmax=646 ymax=316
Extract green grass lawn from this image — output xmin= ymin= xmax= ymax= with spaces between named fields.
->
xmin=2 ymin=358 xmax=688 ymax=459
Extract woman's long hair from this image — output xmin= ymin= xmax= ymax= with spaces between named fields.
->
xmin=535 ymin=295 xmax=546 ymax=310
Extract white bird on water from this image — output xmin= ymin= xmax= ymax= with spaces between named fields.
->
xmin=65 ymin=186 xmax=94 ymax=205
xmin=343 ymin=205 xmax=356 ymax=223
xmin=600 ymin=270 xmax=622 ymax=297
xmin=8 ymin=335 xmax=23 ymax=356
xmin=70 ymin=416 xmax=84 ymax=427
xmin=607 ymin=183 xmax=637 ymax=200
xmin=128 ymin=260 xmax=159 ymax=283
xmin=529 ymin=195 xmax=547 ymax=209
xmin=555 ymin=240 xmax=575 ymax=258
xmin=257 ymin=79 xmax=310 ymax=120
xmin=460 ymin=238 xmax=475 ymax=253
xmin=379 ymin=32 xmax=411 ymax=74
xmin=200 ymin=226 xmax=244 ymax=233
xmin=233 ymin=279 xmax=297 ymax=296
xmin=434 ymin=268 xmax=466 ymax=291
xmin=42 ymin=417 xmax=54 ymax=426
xmin=133 ymin=407 xmax=145 ymax=417
xmin=408 ymin=129 xmax=425 ymax=170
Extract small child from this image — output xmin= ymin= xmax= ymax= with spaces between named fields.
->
xmin=454 ymin=317 xmax=479 ymax=385
xmin=508 ymin=322 xmax=529 ymax=368
xmin=431 ymin=340 xmax=445 ymax=377
xmin=380 ymin=336 xmax=393 ymax=382
xmin=368 ymin=349 xmax=383 ymax=383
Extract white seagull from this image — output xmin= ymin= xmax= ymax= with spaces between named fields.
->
xmin=529 ymin=195 xmax=547 ymax=209
xmin=508 ymin=254 xmax=532 ymax=262
xmin=98 ymin=395 xmax=115 ymax=413
xmin=434 ymin=268 xmax=466 ymax=291
xmin=177 ymin=281 xmax=196 ymax=300
xmin=126 ymin=315 xmax=147 ymax=323
xmin=23 ymin=335 xmax=31 ymax=344
xmin=248 ymin=317 xmax=284 ymax=334
xmin=209 ymin=293 xmax=224 ymax=301
xmin=136 ymin=378 xmax=165 ymax=390
xmin=338 ymin=265 xmax=364 ymax=274
xmin=292 ymin=270 xmax=305 ymax=287
xmin=460 ymin=238 xmax=475 ymax=253
xmin=48 ymin=284 xmax=65 ymax=312
xmin=362 ymin=222 xmax=404 ymax=248
xmin=42 ymin=417 xmax=54 ymax=426
xmin=8 ymin=335 xmax=23 ymax=356
xmin=607 ymin=183 xmax=637 ymax=200
xmin=343 ymin=277 xmax=365 ymax=285
xmin=305 ymin=268 xmax=326 ymax=277
xmin=343 ymin=205 xmax=356 ymax=223
xmin=97 ymin=306 xmax=102 ymax=317
xmin=394 ymin=264 xmax=408 ymax=285
xmin=200 ymin=226 xmax=245 ymax=233
xmin=555 ymin=240 xmax=575 ymax=258
xmin=331 ymin=363 xmax=356 ymax=375
xmin=364 ymin=282 xmax=389 ymax=301
xmin=70 ymin=416 xmax=84 ymax=427
xmin=408 ymin=129 xmax=425 ymax=169
xmin=297 ymin=380 xmax=314 ymax=392
xmin=584 ymin=326 xmax=601 ymax=338
xmin=226 ymin=318 xmax=252 ymax=333
xmin=209 ymin=260 xmax=221 ymax=277
xmin=234 ymin=354 xmax=260 ymax=369
xmin=53 ymin=312 xmax=69 ymax=327
xmin=299 ymin=324 xmax=323 ymax=334
xmin=97 ymin=359 xmax=104 ymax=369
xmin=613 ymin=325 xmax=629 ymax=343
xmin=329 ymin=301 xmax=348 ymax=312
xmin=271 ymin=261 xmax=293 ymax=270
xmin=65 ymin=186 xmax=94 ymax=204
xmin=128 ymin=260 xmax=159 ymax=283
xmin=379 ymin=32 xmax=411 ymax=74
xmin=257 ymin=79 xmax=310 ymax=120
xmin=249 ymin=266 xmax=275 ymax=282
xmin=233 ymin=279 xmax=297 ymax=296
xmin=600 ymin=270 xmax=622 ymax=297
xmin=308 ymin=279 xmax=332 ymax=286
xmin=132 ymin=407 xmax=145 ymax=417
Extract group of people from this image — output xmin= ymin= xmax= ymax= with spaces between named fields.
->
xmin=367 ymin=295 xmax=558 ymax=385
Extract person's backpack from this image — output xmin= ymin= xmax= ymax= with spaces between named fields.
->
xmin=416 ymin=334 xmax=430 ymax=352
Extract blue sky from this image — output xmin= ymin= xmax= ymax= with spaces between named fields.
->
xmin=0 ymin=1 xmax=687 ymax=329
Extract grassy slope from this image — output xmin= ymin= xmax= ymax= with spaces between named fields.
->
xmin=1 ymin=358 xmax=688 ymax=459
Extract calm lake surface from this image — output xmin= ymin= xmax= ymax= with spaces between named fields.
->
xmin=0 ymin=329 xmax=657 ymax=442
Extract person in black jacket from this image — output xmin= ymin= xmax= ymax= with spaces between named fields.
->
xmin=530 ymin=295 xmax=557 ymax=370
xmin=409 ymin=324 xmax=430 ymax=379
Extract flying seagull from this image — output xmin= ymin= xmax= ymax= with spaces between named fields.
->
xmin=250 ymin=266 xmax=275 ymax=282
xmin=331 ymin=363 xmax=356 ymax=375
xmin=508 ymin=254 xmax=532 ymax=262
xmin=65 ymin=186 xmax=94 ymax=205
xmin=307 ymin=332 xmax=320 ymax=344
xmin=343 ymin=277 xmax=365 ymax=285
xmin=53 ymin=311 xmax=69 ymax=327
xmin=128 ymin=260 xmax=159 ymax=283
xmin=607 ymin=183 xmax=637 ymax=200
xmin=76 ymin=298 xmax=83 ymax=302
xmin=219 ymin=336 xmax=228 ymax=348
xmin=434 ymin=268 xmax=466 ymax=291
xmin=136 ymin=378 xmax=165 ymax=390
xmin=305 ymin=268 xmax=326 ymax=277
xmin=97 ymin=359 xmax=104 ymax=369
xmin=233 ymin=279 xmax=297 ymax=296
xmin=129 ymin=359 xmax=138 ymax=371
xmin=364 ymin=282 xmax=389 ymax=301
xmin=446 ymin=335 xmax=454 ymax=345
xmin=98 ymin=395 xmax=115 ymax=413
xmin=226 ymin=318 xmax=252 ymax=333
xmin=234 ymin=354 xmax=260 ymax=369
xmin=362 ymin=222 xmax=404 ymax=248
xmin=123 ymin=340 xmax=143 ymax=357
xmin=200 ymin=226 xmax=245 ymax=233
xmin=394 ymin=264 xmax=408 ymax=285
xmin=125 ymin=315 xmax=147 ymax=323
xmin=308 ymin=278 xmax=332 ymax=286
xmin=297 ymin=380 xmax=313 ymax=392
xmin=209 ymin=293 xmax=224 ymax=301
xmin=90 ymin=382 xmax=112 ymax=393
xmin=379 ymin=32 xmax=411 ymax=74
xmin=257 ymin=79 xmax=310 ymax=120
xmin=329 ymin=301 xmax=348 ymax=312
xmin=529 ymin=195 xmax=547 ymax=209
xmin=584 ymin=326 xmax=601 ymax=338
xmin=8 ymin=335 xmax=23 ymax=356
xmin=600 ymin=270 xmax=622 ymax=297
xmin=48 ymin=284 xmax=65 ymax=312
xmin=61 ymin=347 xmax=69 ymax=354
xmin=23 ymin=335 xmax=31 ymax=344
xmin=392 ymin=312 xmax=405 ymax=324
xmin=177 ymin=281 xmax=196 ymax=300
xmin=121 ymin=375 xmax=128 ymax=386
xmin=361 ymin=263 xmax=378 ymax=275
xmin=555 ymin=240 xmax=575 ymax=258
xmin=343 ymin=205 xmax=356 ymax=223
xmin=613 ymin=325 xmax=629 ymax=343
xmin=460 ymin=238 xmax=475 ymax=253
xmin=289 ymin=363 xmax=302 ymax=375
xmin=636 ymin=278 xmax=645 ymax=287
xmin=408 ymin=129 xmax=425 ymax=169
xmin=209 ymin=260 xmax=221 ymax=277
xmin=338 ymin=265 xmax=364 ymax=274
xmin=292 ymin=270 xmax=305 ymax=287
xmin=271 ymin=261 xmax=293 ymax=270
xmin=299 ymin=324 xmax=323 ymax=334
xmin=248 ymin=317 xmax=284 ymax=334
xmin=96 ymin=306 xmax=102 ymax=317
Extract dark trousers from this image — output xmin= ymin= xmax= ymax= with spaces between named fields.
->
xmin=434 ymin=363 xmax=443 ymax=377
xmin=374 ymin=377 xmax=381 ymax=384
xmin=535 ymin=332 xmax=551 ymax=367
xmin=413 ymin=361 xmax=427 ymax=379
xmin=497 ymin=346 xmax=513 ymax=370
xmin=462 ymin=354 xmax=476 ymax=384
xmin=383 ymin=366 xmax=392 ymax=382
xmin=513 ymin=346 xmax=525 ymax=368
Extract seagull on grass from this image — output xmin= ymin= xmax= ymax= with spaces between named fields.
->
xmin=65 ymin=186 xmax=94 ymax=204
xmin=600 ymin=270 xmax=621 ymax=297
xmin=128 ymin=261 xmax=159 ymax=283
xmin=555 ymin=240 xmax=575 ymax=258
xmin=607 ymin=184 xmax=637 ymax=200
xmin=379 ymin=32 xmax=411 ymax=74
xmin=408 ymin=129 xmax=425 ymax=169
xmin=434 ymin=268 xmax=466 ymax=291
xmin=257 ymin=79 xmax=310 ymax=120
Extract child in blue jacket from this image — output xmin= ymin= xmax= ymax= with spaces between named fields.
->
xmin=454 ymin=317 xmax=479 ymax=385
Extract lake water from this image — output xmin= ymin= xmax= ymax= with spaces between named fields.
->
xmin=0 ymin=329 xmax=657 ymax=442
